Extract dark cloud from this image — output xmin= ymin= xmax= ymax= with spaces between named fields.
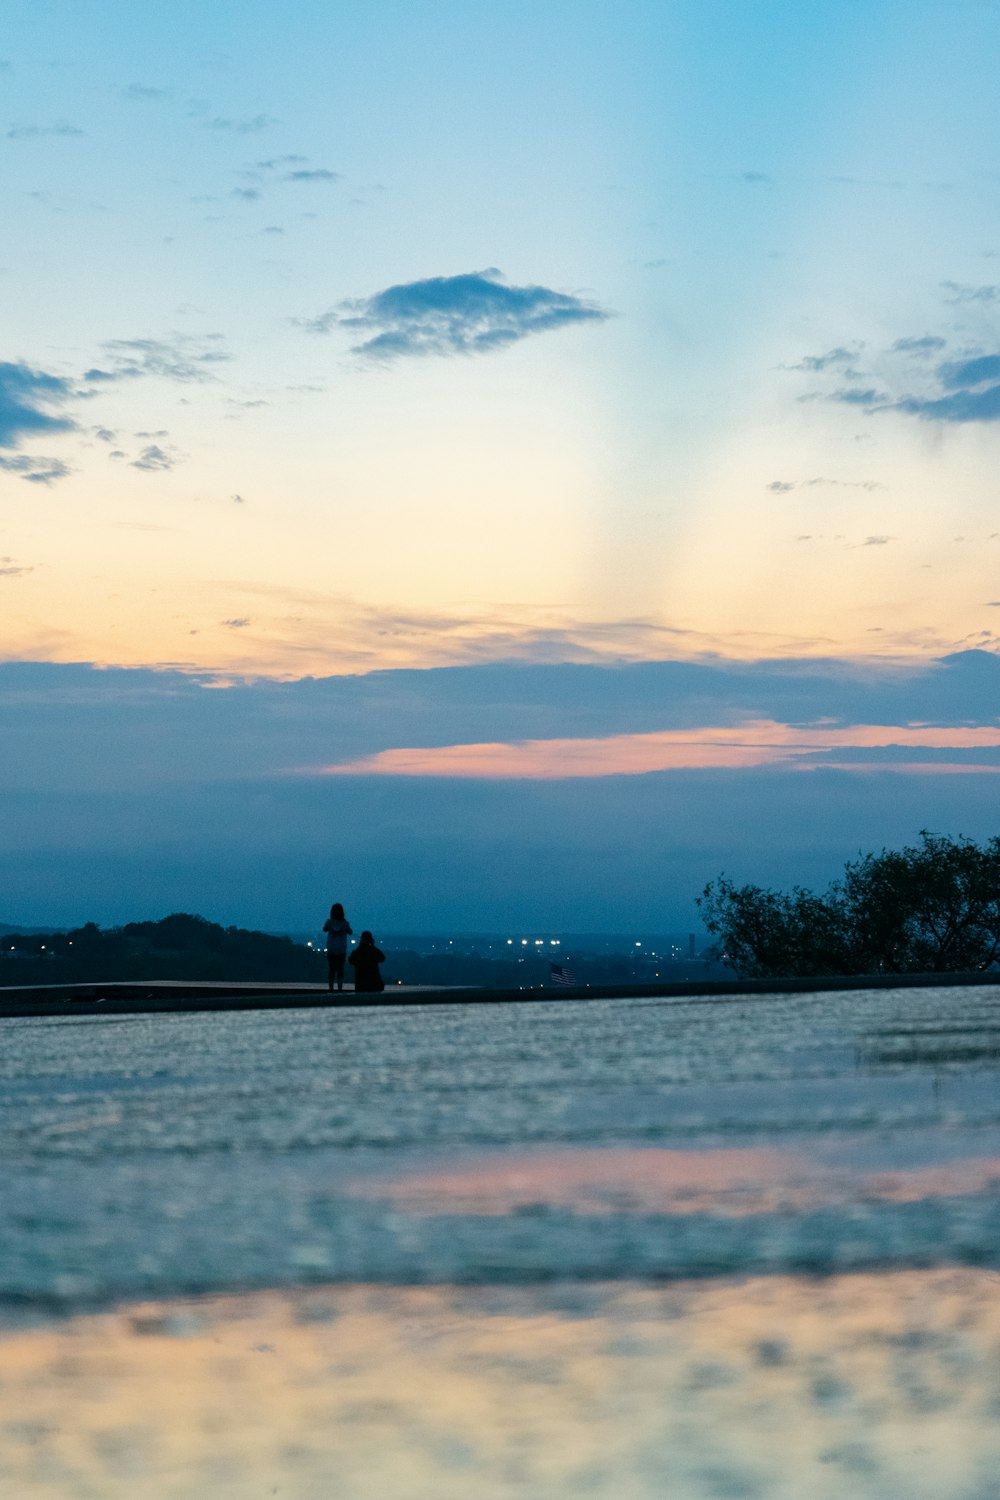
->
xmin=7 ymin=122 xmax=83 ymax=139
xmin=0 ymin=362 xmax=76 ymax=449
xmin=223 ymin=617 xmax=250 ymax=629
xmin=0 ymin=454 xmax=70 ymax=484
xmin=861 ymin=535 xmax=893 ymax=546
xmin=894 ymin=384 xmax=1000 ymax=422
xmin=304 ymin=269 xmax=611 ymax=361
xmin=0 ymin=556 xmax=32 ymax=576
xmin=939 ymin=353 xmax=1000 ymax=388
xmin=130 ymin=445 xmax=175 ymax=472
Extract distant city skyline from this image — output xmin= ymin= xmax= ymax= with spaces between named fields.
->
xmin=3 ymin=2 xmax=1000 ymax=926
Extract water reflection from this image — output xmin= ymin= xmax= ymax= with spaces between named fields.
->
xmin=2 ymin=1269 xmax=998 ymax=1499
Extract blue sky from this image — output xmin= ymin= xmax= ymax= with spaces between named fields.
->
xmin=3 ymin=2 xmax=1000 ymax=928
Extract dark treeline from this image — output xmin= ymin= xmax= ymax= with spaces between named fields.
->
xmin=0 ymin=912 xmax=714 ymax=989
xmin=0 ymin=912 xmax=322 ymax=984
xmin=701 ymin=831 xmax=1000 ymax=979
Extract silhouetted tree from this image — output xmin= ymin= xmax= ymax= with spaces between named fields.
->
xmin=700 ymin=831 xmax=1000 ymax=978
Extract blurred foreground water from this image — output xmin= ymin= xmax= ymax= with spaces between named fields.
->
xmin=2 ymin=987 xmax=1000 ymax=1497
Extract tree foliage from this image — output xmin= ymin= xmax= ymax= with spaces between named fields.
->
xmin=699 ymin=831 xmax=1000 ymax=978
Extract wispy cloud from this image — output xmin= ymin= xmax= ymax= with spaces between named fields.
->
xmin=123 ymin=84 xmax=169 ymax=102
xmin=206 ymin=114 xmax=277 ymax=134
xmin=233 ymin=155 xmax=338 ymax=195
xmin=799 ymin=318 xmax=1000 ymax=425
xmin=255 ymin=155 xmax=309 ymax=170
xmin=891 ymin=335 xmax=946 ymax=356
xmin=301 ymin=269 xmax=610 ymax=360
xmin=790 ymin=346 xmax=862 ymax=374
xmin=7 ymin=122 xmax=83 ymax=140
xmin=130 ymin=444 xmax=179 ymax=472
xmin=312 ymin=720 xmax=1000 ymax=780
xmin=0 ymin=454 xmax=71 ymax=484
xmin=283 ymin=167 xmax=340 ymax=183
xmin=0 ymin=555 xmax=33 ymax=577
xmin=83 ymin=334 xmax=229 ymax=385
xmin=941 ymin=281 xmax=1000 ymax=304
xmin=767 ymin=477 xmax=883 ymax=493
xmin=0 ymin=362 xmax=76 ymax=449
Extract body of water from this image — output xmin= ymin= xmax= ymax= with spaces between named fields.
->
xmin=4 ymin=988 xmax=1000 ymax=1499
xmin=3 ymin=986 xmax=1000 ymax=1309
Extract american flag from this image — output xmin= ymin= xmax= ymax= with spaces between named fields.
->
xmin=549 ymin=960 xmax=578 ymax=988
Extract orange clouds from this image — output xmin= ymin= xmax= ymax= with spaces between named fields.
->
xmin=315 ymin=719 xmax=1000 ymax=779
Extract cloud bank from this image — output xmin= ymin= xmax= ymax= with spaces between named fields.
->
xmin=303 ymin=269 xmax=610 ymax=360
xmin=5 ymin=652 xmax=1000 ymax=928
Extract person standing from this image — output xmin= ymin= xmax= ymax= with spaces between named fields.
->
xmin=322 ymin=902 xmax=352 ymax=992
xmin=348 ymin=930 xmax=385 ymax=993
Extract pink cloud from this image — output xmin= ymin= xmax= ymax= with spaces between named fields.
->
xmin=312 ymin=719 xmax=1000 ymax=779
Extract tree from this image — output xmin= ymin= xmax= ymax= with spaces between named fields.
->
xmin=699 ymin=831 xmax=1000 ymax=978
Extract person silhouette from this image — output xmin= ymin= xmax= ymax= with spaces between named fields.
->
xmin=348 ymin=930 xmax=385 ymax=993
xmin=322 ymin=902 xmax=353 ymax=992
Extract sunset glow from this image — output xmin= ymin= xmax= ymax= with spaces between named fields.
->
xmin=317 ymin=719 xmax=1000 ymax=779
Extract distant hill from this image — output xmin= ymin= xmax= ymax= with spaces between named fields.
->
xmin=0 ymin=924 xmax=65 ymax=936
xmin=0 ymin=913 xmax=325 ymax=984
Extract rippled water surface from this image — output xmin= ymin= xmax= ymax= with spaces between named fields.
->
xmin=3 ymin=986 xmax=1000 ymax=1309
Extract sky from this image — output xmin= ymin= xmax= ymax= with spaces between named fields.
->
xmin=3 ymin=0 xmax=1000 ymax=930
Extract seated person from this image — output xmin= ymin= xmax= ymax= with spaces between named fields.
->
xmin=348 ymin=930 xmax=385 ymax=992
